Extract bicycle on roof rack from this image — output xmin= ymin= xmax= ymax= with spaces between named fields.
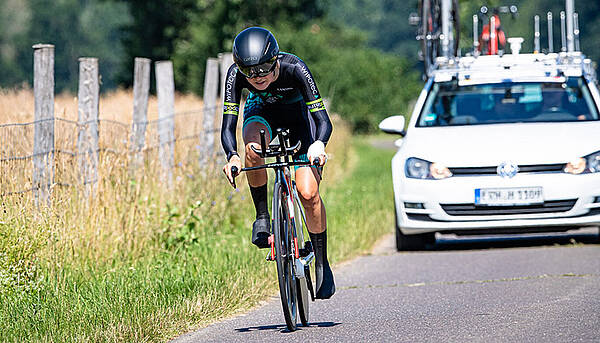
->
xmin=411 ymin=0 xmax=460 ymax=79
xmin=231 ymin=128 xmax=319 ymax=331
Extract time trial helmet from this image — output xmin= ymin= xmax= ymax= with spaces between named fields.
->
xmin=232 ymin=27 xmax=279 ymax=78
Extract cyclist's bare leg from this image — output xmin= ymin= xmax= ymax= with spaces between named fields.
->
xmin=242 ymin=122 xmax=271 ymax=187
xmin=243 ymin=121 xmax=272 ymax=248
xmin=296 ymin=166 xmax=335 ymax=299
xmin=295 ymin=167 xmax=325 ymax=234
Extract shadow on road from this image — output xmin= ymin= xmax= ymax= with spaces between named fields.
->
xmin=235 ymin=321 xmax=341 ymax=334
xmin=428 ymin=228 xmax=600 ymax=251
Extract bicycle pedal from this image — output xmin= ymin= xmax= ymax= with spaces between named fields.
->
xmin=299 ymin=241 xmax=313 ymax=257
xmin=267 ymin=234 xmax=275 ymax=261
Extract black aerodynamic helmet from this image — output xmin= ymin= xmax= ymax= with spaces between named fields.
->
xmin=232 ymin=27 xmax=279 ymax=78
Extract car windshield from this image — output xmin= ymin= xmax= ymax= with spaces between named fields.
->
xmin=417 ymin=77 xmax=599 ymax=127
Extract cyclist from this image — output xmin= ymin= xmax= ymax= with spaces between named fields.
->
xmin=221 ymin=27 xmax=335 ymax=299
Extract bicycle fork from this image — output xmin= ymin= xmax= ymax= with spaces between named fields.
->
xmin=265 ymin=174 xmax=315 ymax=280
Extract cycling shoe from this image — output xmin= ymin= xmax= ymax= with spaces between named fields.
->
xmin=252 ymin=216 xmax=271 ymax=249
xmin=315 ymin=262 xmax=336 ymax=299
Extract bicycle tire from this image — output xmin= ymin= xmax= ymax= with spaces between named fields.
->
xmin=452 ymin=0 xmax=460 ymax=57
xmin=293 ymin=188 xmax=310 ymax=326
xmin=421 ymin=0 xmax=442 ymax=78
xmin=273 ymin=182 xmax=298 ymax=331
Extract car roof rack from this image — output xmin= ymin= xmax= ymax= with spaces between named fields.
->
xmin=427 ymin=0 xmax=597 ymax=86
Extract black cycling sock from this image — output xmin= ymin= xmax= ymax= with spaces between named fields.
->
xmin=250 ymin=184 xmax=269 ymax=219
xmin=309 ymin=230 xmax=335 ymax=299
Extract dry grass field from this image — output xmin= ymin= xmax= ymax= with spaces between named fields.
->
xmin=0 ymin=86 xmax=204 ymax=123
xmin=0 ymin=87 xmax=212 ymax=198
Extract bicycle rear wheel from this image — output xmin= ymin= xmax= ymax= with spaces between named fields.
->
xmin=451 ymin=0 xmax=460 ymax=57
xmin=421 ymin=0 xmax=442 ymax=78
xmin=273 ymin=182 xmax=298 ymax=331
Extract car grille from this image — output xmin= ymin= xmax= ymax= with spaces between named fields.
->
xmin=449 ymin=163 xmax=565 ymax=176
xmin=440 ymin=199 xmax=577 ymax=216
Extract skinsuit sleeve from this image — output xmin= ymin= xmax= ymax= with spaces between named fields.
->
xmin=292 ymin=60 xmax=333 ymax=145
xmin=220 ymin=63 xmax=243 ymax=161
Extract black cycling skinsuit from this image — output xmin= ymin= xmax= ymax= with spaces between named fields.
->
xmin=221 ymin=52 xmax=333 ymax=162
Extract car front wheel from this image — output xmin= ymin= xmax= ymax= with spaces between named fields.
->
xmin=395 ymin=207 xmax=435 ymax=251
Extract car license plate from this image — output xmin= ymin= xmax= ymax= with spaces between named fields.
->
xmin=475 ymin=187 xmax=543 ymax=206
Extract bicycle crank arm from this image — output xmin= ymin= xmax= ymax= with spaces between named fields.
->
xmin=294 ymin=251 xmax=315 ymax=279
xmin=294 ymin=258 xmax=306 ymax=279
xmin=299 ymin=252 xmax=314 ymax=267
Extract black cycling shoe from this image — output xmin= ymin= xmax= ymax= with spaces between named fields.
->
xmin=310 ymin=230 xmax=335 ymax=299
xmin=315 ymin=262 xmax=336 ymax=299
xmin=252 ymin=216 xmax=271 ymax=249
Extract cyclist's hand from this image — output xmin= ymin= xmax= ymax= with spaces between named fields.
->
xmin=223 ymin=155 xmax=242 ymax=188
xmin=307 ymin=140 xmax=327 ymax=167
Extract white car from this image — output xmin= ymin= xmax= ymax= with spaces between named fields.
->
xmin=380 ymin=52 xmax=600 ymax=250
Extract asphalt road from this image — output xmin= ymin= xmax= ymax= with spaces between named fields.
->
xmin=172 ymin=229 xmax=600 ymax=343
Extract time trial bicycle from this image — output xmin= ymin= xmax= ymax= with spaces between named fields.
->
xmin=231 ymin=128 xmax=319 ymax=331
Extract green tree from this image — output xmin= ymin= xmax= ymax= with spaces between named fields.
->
xmin=327 ymin=0 xmax=420 ymax=58
xmin=275 ymin=21 xmax=420 ymax=132
xmin=0 ymin=0 xmax=131 ymax=92
xmin=0 ymin=0 xmax=31 ymax=86
xmin=115 ymin=0 xmax=195 ymax=88
xmin=171 ymin=0 xmax=326 ymax=94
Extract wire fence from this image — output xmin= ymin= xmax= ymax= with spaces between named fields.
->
xmin=0 ymin=108 xmax=220 ymax=197
xmin=1 ymin=47 xmax=231 ymax=204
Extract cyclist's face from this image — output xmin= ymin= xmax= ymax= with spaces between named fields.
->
xmin=246 ymin=62 xmax=279 ymax=90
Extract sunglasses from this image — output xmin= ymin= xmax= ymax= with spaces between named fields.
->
xmin=237 ymin=57 xmax=277 ymax=79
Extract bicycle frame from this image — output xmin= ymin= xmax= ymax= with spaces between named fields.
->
xmin=275 ymin=166 xmax=315 ymax=279
xmin=231 ymin=128 xmax=317 ymax=330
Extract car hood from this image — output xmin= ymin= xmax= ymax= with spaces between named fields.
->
xmin=402 ymin=122 xmax=600 ymax=167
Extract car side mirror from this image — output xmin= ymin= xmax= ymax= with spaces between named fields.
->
xmin=379 ymin=115 xmax=406 ymax=136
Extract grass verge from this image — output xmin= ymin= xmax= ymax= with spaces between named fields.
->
xmin=0 ymin=135 xmax=395 ymax=342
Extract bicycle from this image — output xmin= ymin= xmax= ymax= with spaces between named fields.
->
xmin=231 ymin=128 xmax=320 ymax=331
xmin=416 ymin=0 xmax=460 ymax=79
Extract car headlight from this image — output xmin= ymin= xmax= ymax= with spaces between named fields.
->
xmin=565 ymin=150 xmax=600 ymax=174
xmin=405 ymin=157 xmax=452 ymax=179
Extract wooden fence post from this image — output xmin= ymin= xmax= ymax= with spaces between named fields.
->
xmin=200 ymin=57 xmax=219 ymax=166
xmin=130 ymin=57 xmax=151 ymax=172
xmin=155 ymin=61 xmax=175 ymax=187
xmin=32 ymin=44 xmax=55 ymax=207
xmin=77 ymin=57 xmax=100 ymax=196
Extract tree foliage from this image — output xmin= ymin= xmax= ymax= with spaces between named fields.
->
xmin=275 ymin=21 xmax=420 ymax=132
xmin=2 ymin=0 xmax=598 ymax=132
xmin=168 ymin=1 xmax=418 ymax=131
xmin=327 ymin=0 xmax=420 ymax=58
xmin=170 ymin=0 xmax=327 ymax=93
xmin=0 ymin=0 xmax=131 ymax=92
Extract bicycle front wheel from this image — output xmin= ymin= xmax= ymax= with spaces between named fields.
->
xmin=273 ymin=182 xmax=298 ymax=331
xmin=293 ymin=187 xmax=310 ymax=326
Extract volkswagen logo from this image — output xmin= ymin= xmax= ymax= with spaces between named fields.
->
xmin=497 ymin=161 xmax=519 ymax=178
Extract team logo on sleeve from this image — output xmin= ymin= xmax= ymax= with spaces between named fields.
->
xmin=223 ymin=102 xmax=239 ymax=115
xmin=299 ymin=65 xmax=318 ymax=95
xmin=306 ymin=98 xmax=326 ymax=113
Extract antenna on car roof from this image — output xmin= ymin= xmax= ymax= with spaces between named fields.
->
xmin=565 ymin=0 xmax=575 ymax=52
xmin=573 ymin=12 xmax=580 ymax=52
xmin=560 ymin=11 xmax=567 ymax=52
xmin=472 ymin=15 xmax=479 ymax=56
xmin=547 ymin=12 xmax=554 ymax=53
xmin=534 ymin=15 xmax=540 ymax=53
